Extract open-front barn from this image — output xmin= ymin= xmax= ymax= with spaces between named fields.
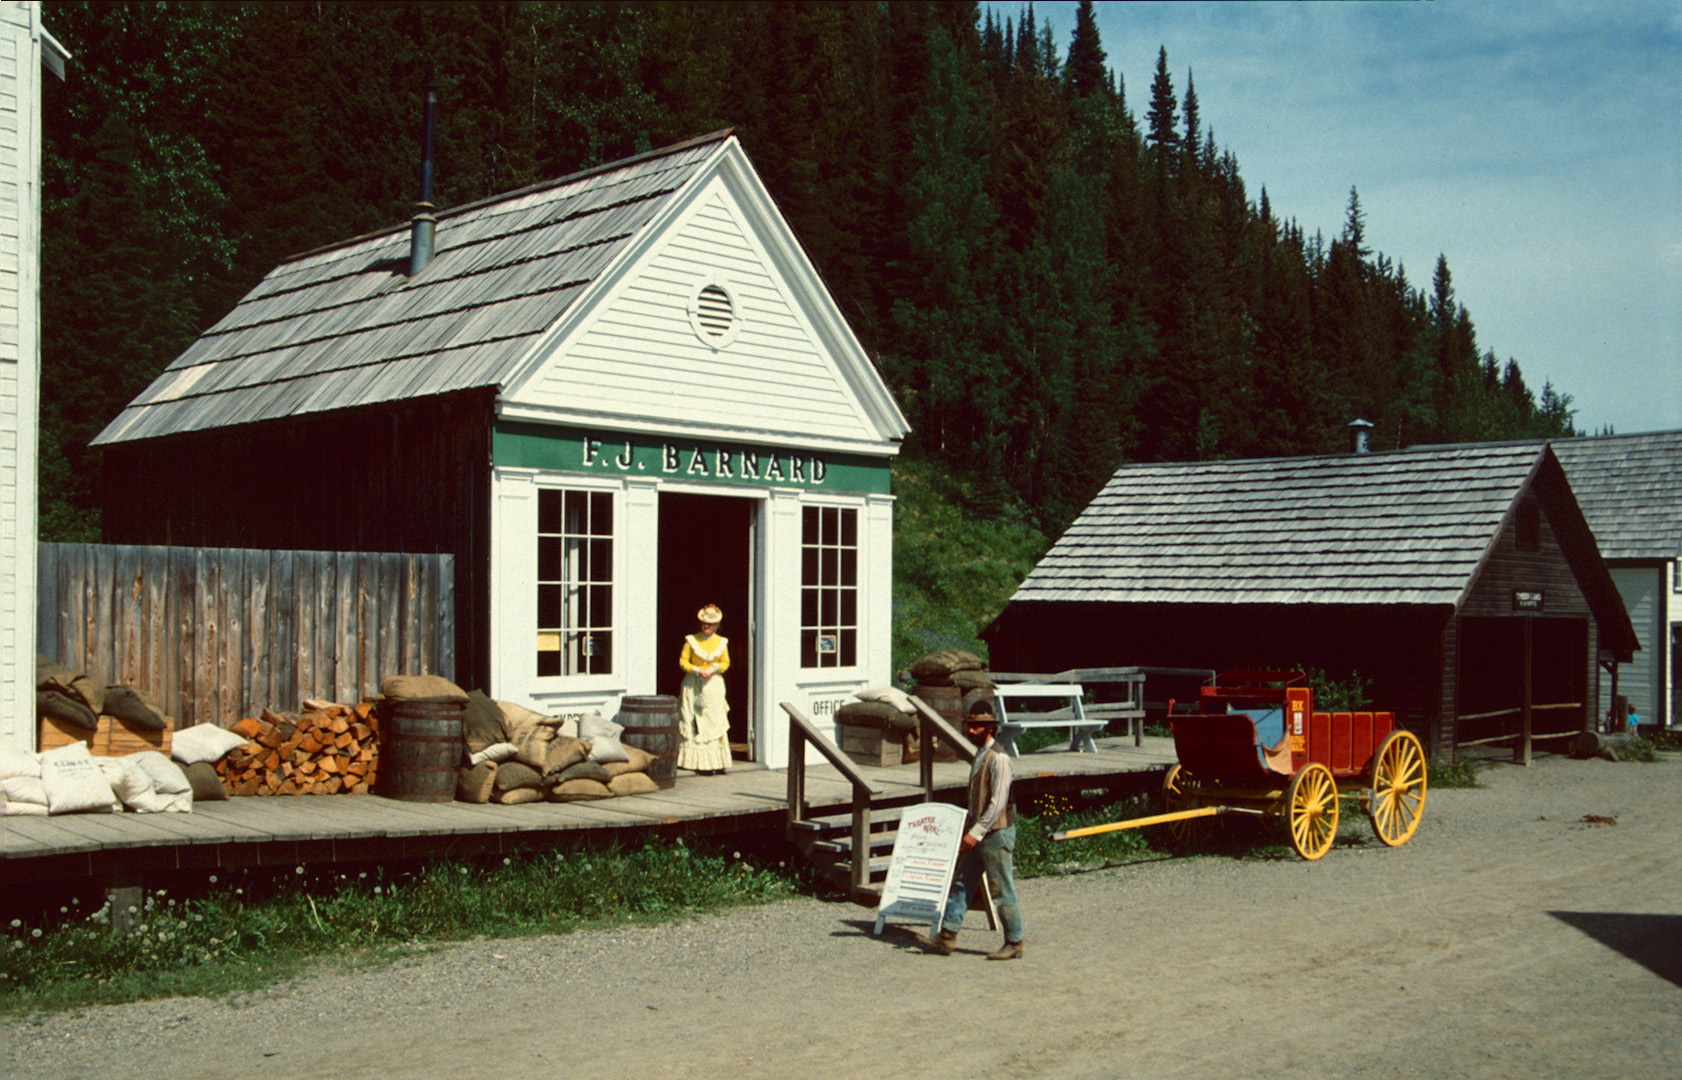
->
xmin=985 ymin=440 xmax=1639 ymax=759
xmin=94 ymin=130 xmax=909 ymax=769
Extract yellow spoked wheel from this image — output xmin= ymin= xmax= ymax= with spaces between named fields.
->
xmin=1287 ymin=763 xmax=1339 ymax=861
xmin=1162 ymin=764 xmax=1211 ymax=846
xmin=1368 ymin=730 xmax=1427 ymax=846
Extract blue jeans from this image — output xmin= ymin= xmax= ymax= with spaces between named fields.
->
xmin=941 ymin=824 xmax=1024 ymax=942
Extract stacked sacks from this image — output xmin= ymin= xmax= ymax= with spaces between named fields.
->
xmin=454 ymin=694 xmax=661 ymax=804
xmin=2 ymin=742 xmax=193 ymax=815
xmin=36 ymin=655 xmax=174 ymax=754
xmin=835 ymin=685 xmax=921 ymax=766
xmin=908 ymin=649 xmax=995 ymax=761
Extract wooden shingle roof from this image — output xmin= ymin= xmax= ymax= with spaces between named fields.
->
xmin=1550 ymin=430 xmax=1682 ymax=562
xmin=1012 ymin=442 xmax=1553 ymax=607
xmin=93 ymin=132 xmax=730 ymax=446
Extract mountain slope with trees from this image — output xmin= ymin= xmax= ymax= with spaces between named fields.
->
xmin=39 ymin=0 xmax=1577 ymax=542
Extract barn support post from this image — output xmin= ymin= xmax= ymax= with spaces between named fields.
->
xmin=1516 ymin=614 xmax=1533 ymax=766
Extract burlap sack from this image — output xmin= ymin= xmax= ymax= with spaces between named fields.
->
xmin=837 ymin=700 xmax=917 ymax=732
xmin=544 ymin=735 xmax=592 ymax=777
xmin=102 ymin=685 xmax=168 ymax=730
xmin=601 ymin=745 xmax=655 ymax=778
xmin=908 ymin=649 xmax=985 ymax=680
xmin=37 ymin=655 xmax=105 ymax=714
xmin=949 ymin=669 xmax=996 ymax=692
xmin=379 ymin=674 xmax=468 ymax=704
xmin=38 ymin=690 xmax=98 ymax=731
xmin=855 ymin=685 xmax=918 ymax=714
xmin=494 ymin=787 xmax=542 ymax=805
xmin=545 ymin=778 xmax=612 ymax=802
xmin=498 ymin=700 xmax=579 ymax=740
xmin=457 ymin=761 xmax=497 ymax=804
xmin=182 ymin=762 xmax=227 ymax=801
xmin=556 ymin=759 xmax=612 ymax=784
xmin=461 ymin=691 xmax=508 ymax=754
xmin=492 ymin=761 xmax=542 ymax=793
xmin=607 ymin=772 xmax=658 ymax=797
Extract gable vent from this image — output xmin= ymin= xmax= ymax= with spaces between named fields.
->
xmin=697 ymin=285 xmax=733 ymax=335
xmin=688 ymin=280 xmax=741 ymax=348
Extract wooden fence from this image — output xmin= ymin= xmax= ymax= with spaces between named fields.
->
xmin=37 ymin=544 xmax=455 ymax=730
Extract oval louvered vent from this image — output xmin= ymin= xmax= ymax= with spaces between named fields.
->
xmin=688 ymin=280 xmax=741 ymax=348
xmin=696 ymin=285 xmax=733 ymax=336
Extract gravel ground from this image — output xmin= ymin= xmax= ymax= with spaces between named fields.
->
xmin=8 ymin=751 xmax=1679 ymax=1080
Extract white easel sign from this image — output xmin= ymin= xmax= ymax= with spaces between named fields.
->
xmin=873 ymin=802 xmax=967 ymax=935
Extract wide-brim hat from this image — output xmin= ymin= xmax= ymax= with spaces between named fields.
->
xmin=696 ymin=604 xmax=723 ymax=624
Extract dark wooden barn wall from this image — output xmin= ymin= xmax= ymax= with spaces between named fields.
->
xmin=987 ymin=601 xmax=1453 ymax=739
xmin=100 ymin=392 xmax=494 ymax=695
xmin=1453 ymin=488 xmax=1600 ymax=744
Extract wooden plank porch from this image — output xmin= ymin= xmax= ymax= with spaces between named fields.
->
xmin=3 ymin=736 xmax=1177 ymax=887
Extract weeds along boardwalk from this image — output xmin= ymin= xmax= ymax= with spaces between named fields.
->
xmin=3 ymin=737 xmax=1177 ymax=893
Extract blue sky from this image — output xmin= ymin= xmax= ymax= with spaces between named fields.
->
xmin=1010 ymin=1 xmax=1682 ymax=435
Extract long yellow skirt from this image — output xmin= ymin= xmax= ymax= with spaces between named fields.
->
xmin=678 ymin=670 xmax=731 ymax=772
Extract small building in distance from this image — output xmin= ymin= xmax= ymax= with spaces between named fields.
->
xmin=985 ymin=440 xmax=1639 ymax=759
xmin=94 ymin=130 xmax=910 ymax=768
xmin=1548 ymin=430 xmax=1682 ymax=730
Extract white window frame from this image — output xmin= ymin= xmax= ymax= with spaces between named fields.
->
xmin=535 ymin=483 xmax=618 ymax=681
xmin=799 ymin=502 xmax=860 ymax=670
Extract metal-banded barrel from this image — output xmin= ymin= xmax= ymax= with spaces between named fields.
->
xmin=618 ymin=695 xmax=680 ymax=789
xmin=383 ymin=701 xmax=463 ymax=802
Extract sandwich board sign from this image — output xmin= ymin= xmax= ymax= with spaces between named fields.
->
xmin=873 ymin=801 xmax=996 ymax=935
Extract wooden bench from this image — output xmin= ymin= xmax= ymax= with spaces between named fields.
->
xmin=991 ymin=684 xmax=1105 ymax=757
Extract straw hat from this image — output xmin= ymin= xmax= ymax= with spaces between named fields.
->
xmin=696 ymin=604 xmax=723 ymax=624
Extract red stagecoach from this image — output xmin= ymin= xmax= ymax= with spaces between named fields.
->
xmin=1058 ymin=670 xmax=1427 ymax=860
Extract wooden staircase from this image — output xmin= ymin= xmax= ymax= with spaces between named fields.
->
xmin=781 ymin=699 xmax=976 ymax=904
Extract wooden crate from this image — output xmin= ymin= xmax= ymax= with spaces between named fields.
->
xmin=840 ymin=722 xmax=905 ymax=767
xmin=38 ymin=714 xmax=173 ymax=756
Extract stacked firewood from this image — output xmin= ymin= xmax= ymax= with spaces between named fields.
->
xmin=216 ymin=703 xmax=379 ymax=796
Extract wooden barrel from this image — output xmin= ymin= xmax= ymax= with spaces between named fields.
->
xmin=383 ymin=701 xmax=463 ymax=802
xmin=911 ymin=683 xmax=988 ymax=762
xmin=618 ymin=695 xmax=680 ymax=789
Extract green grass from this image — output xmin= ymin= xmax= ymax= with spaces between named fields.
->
xmin=1616 ymin=735 xmax=1660 ymax=763
xmin=1428 ymin=754 xmax=1483 ymax=788
xmin=890 ymin=459 xmax=1051 ymax=674
xmin=1 ymin=840 xmax=801 ymax=1017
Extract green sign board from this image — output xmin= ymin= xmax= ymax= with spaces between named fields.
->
xmin=493 ymin=422 xmax=892 ymax=495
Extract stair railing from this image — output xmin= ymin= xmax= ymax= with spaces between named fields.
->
xmin=781 ymin=702 xmax=883 ymax=898
xmin=909 ymin=696 xmax=978 ymax=797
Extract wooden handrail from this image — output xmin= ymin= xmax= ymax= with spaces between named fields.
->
xmin=780 ymin=702 xmax=882 ymax=795
xmin=781 ymin=702 xmax=882 ymax=899
xmin=909 ymin=696 xmax=976 ymax=799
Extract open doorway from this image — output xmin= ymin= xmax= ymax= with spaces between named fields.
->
xmin=657 ymin=492 xmax=754 ymax=760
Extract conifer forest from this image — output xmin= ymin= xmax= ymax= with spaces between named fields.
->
xmin=39 ymin=1 xmax=1578 ymax=540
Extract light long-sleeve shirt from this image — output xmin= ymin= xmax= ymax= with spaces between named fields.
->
xmin=966 ymin=739 xmax=1014 ymax=842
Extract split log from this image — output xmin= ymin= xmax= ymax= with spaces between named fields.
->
xmin=1574 ymin=731 xmax=1632 ymax=761
xmin=214 ymin=702 xmax=385 ymax=797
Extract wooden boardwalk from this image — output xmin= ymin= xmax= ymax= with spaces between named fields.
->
xmin=4 ymin=736 xmax=1177 ymax=886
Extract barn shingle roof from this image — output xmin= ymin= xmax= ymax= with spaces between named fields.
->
xmin=93 ymin=132 xmax=730 ymax=446
xmin=1549 ymin=430 xmax=1682 ymax=562
xmin=1012 ymin=442 xmax=1552 ymax=607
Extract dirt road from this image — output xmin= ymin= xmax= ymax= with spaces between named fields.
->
xmin=9 ymin=753 xmax=1679 ymax=1080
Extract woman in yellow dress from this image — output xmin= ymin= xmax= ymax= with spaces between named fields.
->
xmin=678 ymin=604 xmax=731 ymax=773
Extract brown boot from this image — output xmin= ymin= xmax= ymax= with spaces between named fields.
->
xmin=914 ymin=929 xmax=959 ymax=955
xmin=986 ymin=940 xmax=1025 ymax=961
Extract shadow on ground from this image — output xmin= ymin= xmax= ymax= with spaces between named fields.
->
xmin=1548 ymin=911 xmax=1682 ymax=988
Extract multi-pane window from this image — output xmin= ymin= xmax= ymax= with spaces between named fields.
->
xmin=537 ymin=489 xmax=613 ymax=676
xmin=801 ymin=505 xmax=857 ymax=668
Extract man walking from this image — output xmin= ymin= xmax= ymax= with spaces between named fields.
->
xmin=916 ymin=698 xmax=1026 ymax=960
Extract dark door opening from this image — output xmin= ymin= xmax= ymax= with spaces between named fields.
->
xmin=657 ymin=492 xmax=754 ymax=760
xmin=1458 ymin=615 xmax=1588 ymax=747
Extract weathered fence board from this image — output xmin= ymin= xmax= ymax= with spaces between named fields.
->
xmin=37 ymin=544 xmax=455 ymax=730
